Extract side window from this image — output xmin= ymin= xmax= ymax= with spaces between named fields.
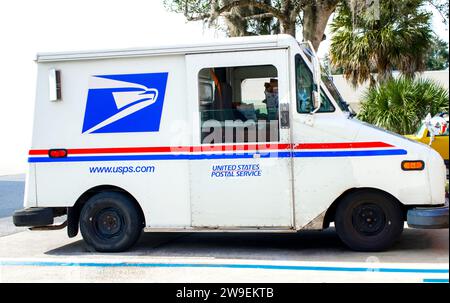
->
xmin=198 ymin=65 xmax=279 ymax=143
xmin=295 ymin=54 xmax=335 ymax=113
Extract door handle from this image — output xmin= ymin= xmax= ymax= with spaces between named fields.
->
xmin=280 ymin=103 xmax=290 ymax=129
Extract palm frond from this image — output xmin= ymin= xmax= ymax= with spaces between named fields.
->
xmin=358 ymin=77 xmax=449 ymax=134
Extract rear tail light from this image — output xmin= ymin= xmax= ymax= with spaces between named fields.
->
xmin=48 ymin=149 xmax=67 ymax=158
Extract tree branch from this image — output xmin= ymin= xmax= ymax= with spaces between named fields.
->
xmin=186 ymin=13 xmax=211 ymax=21
xmin=426 ymin=0 xmax=448 ymax=24
xmin=243 ymin=12 xmax=275 ymax=20
xmin=213 ymin=0 xmax=286 ymax=21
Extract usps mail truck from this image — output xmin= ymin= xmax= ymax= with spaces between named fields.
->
xmin=14 ymin=35 xmax=448 ymax=252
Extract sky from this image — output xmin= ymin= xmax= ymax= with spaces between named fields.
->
xmin=0 ymin=0 xmax=448 ymax=175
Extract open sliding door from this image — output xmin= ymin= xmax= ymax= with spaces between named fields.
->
xmin=185 ymin=49 xmax=294 ymax=228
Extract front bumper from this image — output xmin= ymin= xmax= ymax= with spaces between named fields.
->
xmin=407 ymin=205 xmax=449 ymax=229
xmin=13 ymin=208 xmax=54 ymax=227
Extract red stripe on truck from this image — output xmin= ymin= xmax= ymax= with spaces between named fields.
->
xmin=28 ymin=141 xmax=393 ymax=156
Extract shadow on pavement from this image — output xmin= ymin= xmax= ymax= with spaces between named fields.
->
xmin=44 ymin=227 xmax=449 ymax=263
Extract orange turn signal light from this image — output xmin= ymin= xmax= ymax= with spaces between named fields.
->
xmin=401 ymin=160 xmax=424 ymax=171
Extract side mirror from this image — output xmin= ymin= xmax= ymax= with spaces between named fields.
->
xmin=307 ymin=41 xmax=321 ymax=114
xmin=312 ymin=90 xmax=320 ymax=110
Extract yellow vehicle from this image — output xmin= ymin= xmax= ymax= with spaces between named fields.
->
xmin=406 ymin=113 xmax=449 ymax=168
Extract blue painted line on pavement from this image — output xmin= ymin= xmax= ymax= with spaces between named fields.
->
xmin=0 ymin=260 xmax=448 ymax=274
xmin=423 ymin=278 xmax=449 ymax=283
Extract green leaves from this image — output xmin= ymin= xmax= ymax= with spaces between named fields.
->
xmin=358 ymin=77 xmax=449 ymax=134
xmin=330 ymin=0 xmax=433 ymax=86
xmin=425 ymin=36 xmax=449 ymax=70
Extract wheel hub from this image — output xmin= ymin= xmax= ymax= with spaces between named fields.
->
xmin=94 ymin=208 xmax=124 ymax=239
xmin=352 ymin=203 xmax=386 ymax=236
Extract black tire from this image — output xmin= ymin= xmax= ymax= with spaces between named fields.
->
xmin=79 ymin=192 xmax=143 ymax=252
xmin=335 ymin=190 xmax=404 ymax=252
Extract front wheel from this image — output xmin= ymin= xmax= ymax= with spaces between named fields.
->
xmin=335 ymin=191 xmax=404 ymax=251
xmin=80 ymin=192 xmax=143 ymax=252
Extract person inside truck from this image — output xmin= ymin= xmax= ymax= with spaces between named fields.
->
xmin=262 ymin=78 xmax=279 ymax=121
xmin=297 ymin=71 xmax=312 ymax=113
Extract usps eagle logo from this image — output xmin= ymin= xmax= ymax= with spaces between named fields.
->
xmin=82 ymin=72 xmax=168 ymax=134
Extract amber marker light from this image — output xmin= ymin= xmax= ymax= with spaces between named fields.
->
xmin=401 ymin=160 xmax=425 ymax=171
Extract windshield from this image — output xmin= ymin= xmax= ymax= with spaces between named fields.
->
xmin=321 ymin=73 xmax=352 ymax=113
xmin=298 ymin=42 xmax=352 ymax=114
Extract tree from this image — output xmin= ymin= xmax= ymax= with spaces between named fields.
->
xmin=425 ymin=36 xmax=449 ymax=70
xmin=358 ymin=77 xmax=449 ymax=134
xmin=428 ymin=0 xmax=449 ymax=25
xmin=164 ymin=0 xmax=340 ymax=51
xmin=322 ymin=53 xmax=343 ymax=74
xmin=329 ymin=0 xmax=434 ymax=87
xmin=164 ymin=0 xmax=279 ymax=36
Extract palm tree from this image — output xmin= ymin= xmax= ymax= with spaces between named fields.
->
xmin=330 ymin=0 xmax=433 ymax=87
xmin=358 ymin=77 xmax=449 ymax=135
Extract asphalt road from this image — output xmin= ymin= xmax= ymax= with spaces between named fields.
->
xmin=0 ymin=174 xmax=448 ymax=283
xmin=0 ymin=228 xmax=448 ymax=283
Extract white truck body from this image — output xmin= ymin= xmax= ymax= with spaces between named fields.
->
xmin=17 ymin=35 xmax=447 ymax=251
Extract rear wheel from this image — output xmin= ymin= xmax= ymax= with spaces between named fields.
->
xmin=80 ymin=192 xmax=143 ymax=252
xmin=335 ymin=191 xmax=404 ymax=251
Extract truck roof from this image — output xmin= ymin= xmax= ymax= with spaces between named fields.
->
xmin=36 ymin=34 xmax=297 ymax=63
